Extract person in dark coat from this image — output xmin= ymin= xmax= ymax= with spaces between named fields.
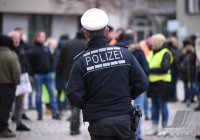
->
xmin=179 ymin=39 xmax=197 ymax=106
xmin=14 ymin=27 xmax=35 ymax=110
xmin=0 ymin=35 xmax=21 ymax=138
xmin=27 ymin=31 xmax=60 ymax=120
xmin=54 ymin=35 xmax=69 ymax=112
xmin=54 ymin=34 xmax=69 ymax=66
xmin=166 ymin=37 xmax=181 ymax=102
xmin=67 ymin=8 xmax=149 ymax=140
xmin=195 ymin=37 xmax=200 ymax=111
xmin=10 ymin=31 xmax=31 ymax=131
xmin=56 ymin=29 xmax=87 ymax=135
xmin=123 ymin=30 xmax=149 ymax=140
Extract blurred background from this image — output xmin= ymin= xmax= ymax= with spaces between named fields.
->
xmin=0 ymin=0 xmax=200 ymax=140
xmin=0 ymin=0 xmax=199 ymax=43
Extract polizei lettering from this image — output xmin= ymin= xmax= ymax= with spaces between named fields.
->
xmin=83 ymin=47 xmax=126 ymax=71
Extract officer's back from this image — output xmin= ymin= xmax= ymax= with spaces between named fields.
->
xmin=67 ymin=8 xmax=149 ymax=140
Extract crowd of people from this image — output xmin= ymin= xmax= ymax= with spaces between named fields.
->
xmin=107 ymin=28 xmax=200 ymax=139
xmin=0 ymin=10 xmax=200 ymax=139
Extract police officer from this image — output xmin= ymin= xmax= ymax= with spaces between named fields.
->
xmin=67 ymin=8 xmax=149 ymax=140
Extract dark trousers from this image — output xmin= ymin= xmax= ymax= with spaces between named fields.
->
xmin=170 ymin=76 xmax=177 ymax=101
xmin=0 ymin=85 xmax=16 ymax=130
xmin=184 ymin=81 xmax=197 ymax=102
xmin=14 ymin=95 xmax=24 ymax=125
xmin=89 ymin=115 xmax=135 ymax=140
xmin=70 ymin=107 xmax=80 ymax=133
xmin=56 ymin=76 xmax=69 ymax=111
xmin=57 ymin=90 xmax=69 ymax=111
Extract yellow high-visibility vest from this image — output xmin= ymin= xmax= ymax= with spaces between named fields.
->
xmin=147 ymin=48 xmax=174 ymax=83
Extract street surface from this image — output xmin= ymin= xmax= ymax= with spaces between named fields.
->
xmin=1 ymin=80 xmax=200 ymax=140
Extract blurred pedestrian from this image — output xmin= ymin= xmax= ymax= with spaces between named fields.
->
xmin=140 ymin=32 xmax=153 ymax=57
xmin=42 ymin=38 xmax=58 ymax=115
xmin=0 ymin=35 xmax=21 ymax=137
xmin=167 ymin=37 xmax=181 ymax=102
xmin=27 ymin=31 xmax=60 ymax=120
xmin=55 ymin=34 xmax=69 ymax=112
xmin=56 ymin=28 xmax=87 ymax=135
xmin=194 ymin=33 xmax=200 ymax=138
xmin=10 ymin=31 xmax=30 ymax=131
xmin=116 ymin=28 xmax=125 ymax=42
xmin=125 ymin=30 xmax=149 ymax=140
xmin=107 ymin=25 xmax=116 ymax=45
xmin=14 ymin=27 xmax=33 ymax=115
xmin=179 ymin=39 xmax=197 ymax=106
xmin=55 ymin=34 xmax=69 ymax=111
xmin=146 ymin=34 xmax=173 ymax=137
xmin=14 ymin=27 xmax=28 ymax=49
xmin=139 ymin=32 xmax=153 ymax=120
xmin=195 ymin=37 xmax=200 ymax=111
xmin=67 ymin=8 xmax=149 ymax=140
xmin=115 ymin=29 xmax=125 ymax=46
xmin=55 ymin=34 xmax=69 ymax=63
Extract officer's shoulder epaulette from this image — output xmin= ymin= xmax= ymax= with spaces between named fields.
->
xmin=74 ymin=51 xmax=85 ymax=60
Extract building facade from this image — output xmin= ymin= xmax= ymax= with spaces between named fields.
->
xmin=0 ymin=0 xmax=181 ymax=41
xmin=176 ymin=0 xmax=200 ymax=42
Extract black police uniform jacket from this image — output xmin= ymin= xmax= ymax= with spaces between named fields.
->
xmin=67 ymin=36 xmax=149 ymax=122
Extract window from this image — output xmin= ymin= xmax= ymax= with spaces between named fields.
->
xmin=186 ymin=0 xmax=200 ymax=14
xmin=28 ymin=14 xmax=52 ymax=42
xmin=130 ymin=16 xmax=153 ymax=41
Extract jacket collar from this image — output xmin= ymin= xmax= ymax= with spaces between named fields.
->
xmin=153 ymin=45 xmax=166 ymax=53
xmin=87 ymin=36 xmax=109 ymax=48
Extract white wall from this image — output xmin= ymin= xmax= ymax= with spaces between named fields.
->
xmin=3 ymin=14 xmax=28 ymax=39
xmin=177 ymin=0 xmax=200 ymax=35
xmin=51 ymin=15 xmax=78 ymax=40
xmin=0 ymin=0 xmax=86 ymax=15
xmin=107 ymin=10 xmax=128 ymax=30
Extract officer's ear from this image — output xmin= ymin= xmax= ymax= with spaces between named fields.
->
xmin=104 ymin=27 xmax=109 ymax=37
xmin=84 ymin=30 xmax=90 ymax=41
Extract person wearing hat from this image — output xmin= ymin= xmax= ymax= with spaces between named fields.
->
xmin=179 ymin=39 xmax=197 ymax=106
xmin=0 ymin=35 xmax=21 ymax=137
xmin=66 ymin=8 xmax=149 ymax=140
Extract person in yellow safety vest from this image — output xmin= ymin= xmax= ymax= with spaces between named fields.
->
xmin=146 ymin=34 xmax=174 ymax=137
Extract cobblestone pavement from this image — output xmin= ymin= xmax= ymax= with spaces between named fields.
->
xmin=1 ymin=81 xmax=200 ymax=140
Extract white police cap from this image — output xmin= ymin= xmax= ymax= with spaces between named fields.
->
xmin=81 ymin=8 xmax=109 ymax=31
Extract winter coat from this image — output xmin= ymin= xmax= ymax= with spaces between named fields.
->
xmin=56 ymin=38 xmax=87 ymax=81
xmin=179 ymin=50 xmax=196 ymax=82
xmin=26 ymin=42 xmax=54 ymax=75
xmin=0 ymin=47 xmax=21 ymax=85
xmin=12 ymin=45 xmax=30 ymax=74
xmin=167 ymin=44 xmax=181 ymax=77
xmin=67 ymin=36 xmax=149 ymax=122
xmin=128 ymin=43 xmax=149 ymax=76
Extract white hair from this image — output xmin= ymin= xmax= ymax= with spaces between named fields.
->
xmin=152 ymin=34 xmax=166 ymax=49
xmin=8 ymin=30 xmax=20 ymax=37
